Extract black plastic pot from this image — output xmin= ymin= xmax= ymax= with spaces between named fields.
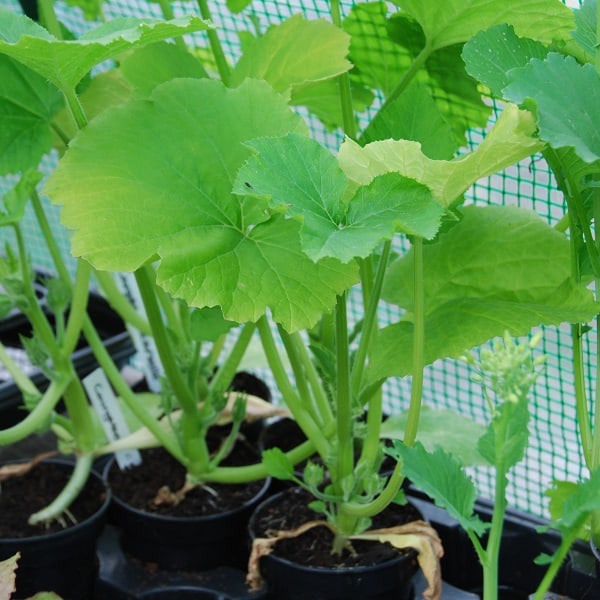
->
xmin=0 ymin=459 xmax=110 ymax=599
xmin=0 ymin=283 xmax=134 ymax=428
xmin=103 ymin=455 xmax=271 ymax=572
xmin=248 ymin=489 xmax=420 ymax=600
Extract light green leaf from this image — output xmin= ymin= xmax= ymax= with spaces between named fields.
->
xmin=0 ymin=9 xmax=212 ymax=91
xmin=391 ymin=0 xmax=574 ymax=50
xmin=360 ymin=82 xmax=457 ymax=159
xmin=381 ymin=407 xmax=488 ymax=466
xmin=234 ymin=133 xmax=444 ymax=262
xmin=462 ymin=24 xmax=549 ymax=99
xmin=0 ymin=170 xmax=43 ymax=227
xmin=230 ymin=14 xmax=351 ymax=93
xmin=572 ymin=0 xmax=597 ymax=58
xmin=46 ymin=78 xmax=356 ymax=331
xmin=0 ymin=54 xmax=63 ymax=175
xmin=189 ymin=307 xmax=237 ymax=342
xmin=503 ymin=53 xmax=600 ymax=163
xmin=262 ymin=447 xmax=296 ymax=481
xmin=118 ymin=41 xmax=208 ymax=96
xmin=369 ymin=205 xmax=599 ymax=380
xmin=339 ymin=103 xmax=544 ymax=207
xmin=478 ymin=397 xmax=529 ymax=471
xmin=392 ymin=441 xmax=488 ymax=536
xmin=554 ymin=469 xmax=600 ymax=533
xmin=227 ymin=0 xmax=253 ymax=13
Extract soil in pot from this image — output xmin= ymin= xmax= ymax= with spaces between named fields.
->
xmin=105 ymin=438 xmax=270 ymax=571
xmin=0 ymin=458 xmax=110 ymax=598
xmin=249 ymin=487 xmax=422 ymax=600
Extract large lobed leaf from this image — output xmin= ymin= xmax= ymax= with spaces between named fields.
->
xmin=233 ymin=133 xmax=444 ymax=262
xmin=368 ymin=205 xmax=599 ymax=381
xmin=338 ymin=103 xmax=544 ymax=207
xmin=0 ymin=8 xmax=211 ymax=91
xmin=46 ymin=78 xmax=357 ymax=332
xmin=391 ymin=0 xmax=574 ymax=51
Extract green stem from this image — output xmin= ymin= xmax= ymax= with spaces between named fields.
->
xmin=61 ymin=260 xmax=90 ymax=357
xmin=256 ymin=316 xmax=331 ymax=459
xmin=0 ymin=341 xmax=39 ymax=397
xmin=37 ymin=0 xmax=62 ymax=38
xmin=134 ymin=266 xmax=195 ymax=413
xmin=403 ymin=237 xmax=425 ymax=447
xmin=195 ymin=0 xmax=231 ymax=85
xmin=380 ymin=44 xmax=432 ymax=112
xmin=61 ymin=85 xmax=88 ymax=131
xmin=208 ymin=322 xmax=255 ymax=397
xmin=0 ymin=377 xmax=69 ymax=445
xmin=156 ymin=0 xmax=188 ymax=51
xmin=94 ymin=271 xmax=151 ymax=335
xmin=28 ymin=453 xmax=94 ymax=525
xmin=533 ymin=516 xmax=588 ymax=600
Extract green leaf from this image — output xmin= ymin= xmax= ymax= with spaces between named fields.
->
xmin=392 ymin=441 xmax=488 ymax=536
xmin=0 ymin=55 xmax=64 ymax=174
xmin=462 ymin=24 xmax=549 ymax=99
xmin=572 ymin=0 xmax=597 ymax=58
xmin=369 ymin=205 xmax=599 ymax=380
xmin=118 ymin=41 xmax=208 ymax=96
xmin=65 ymin=0 xmax=105 ymax=21
xmin=552 ymin=469 xmax=600 ymax=533
xmin=545 ymin=479 xmax=591 ymax=541
xmin=262 ymin=447 xmax=296 ymax=481
xmin=189 ymin=307 xmax=237 ymax=343
xmin=339 ymin=103 xmax=544 ymax=207
xmin=0 ymin=170 xmax=42 ymax=227
xmin=234 ymin=133 xmax=444 ymax=262
xmin=0 ymin=9 xmax=212 ymax=91
xmin=381 ymin=407 xmax=488 ymax=466
xmin=227 ymin=0 xmax=253 ymax=13
xmin=46 ymin=78 xmax=357 ymax=331
xmin=503 ymin=53 xmax=600 ymax=163
xmin=230 ymin=14 xmax=351 ymax=93
xmin=360 ymin=81 xmax=457 ymax=159
xmin=477 ymin=397 xmax=529 ymax=471
xmin=391 ymin=0 xmax=574 ymax=50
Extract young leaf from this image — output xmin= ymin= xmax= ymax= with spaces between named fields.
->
xmin=369 ymin=205 xmax=599 ymax=380
xmin=553 ymin=469 xmax=600 ymax=533
xmin=392 ymin=441 xmax=488 ymax=537
xmin=391 ymin=0 xmax=574 ymax=50
xmin=503 ymin=53 xmax=600 ymax=163
xmin=262 ymin=447 xmax=296 ymax=481
xmin=189 ymin=307 xmax=237 ymax=343
xmin=381 ymin=407 xmax=488 ymax=466
xmin=0 ymin=9 xmax=212 ymax=91
xmin=46 ymin=78 xmax=357 ymax=331
xmin=234 ymin=133 xmax=444 ymax=262
xmin=338 ymin=103 xmax=544 ymax=207
xmin=0 ymin=170 xmax=42 ymax=227
xmin=230 ymin=14 xmax=351 ymax=93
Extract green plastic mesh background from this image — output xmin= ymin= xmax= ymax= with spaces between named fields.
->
xmin=0 ymin=0 xmax=588 ymax=519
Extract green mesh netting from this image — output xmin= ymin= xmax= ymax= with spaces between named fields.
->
xmin=0 ymin=0 xmax=590 ymax=519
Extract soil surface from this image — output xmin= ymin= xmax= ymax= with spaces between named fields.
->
xmin=251 ymin=487 xmax=421 ymax=569
xmin=0 ymin=461 xmax=106 ymax=538
xmin=107 ymin=440 xmax=266 ymax=518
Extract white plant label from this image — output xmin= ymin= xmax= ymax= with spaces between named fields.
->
xmin=84 ymin=368 xmax=141 ymax=469
xmin=113 ymin=271 xmax=163 ymax=393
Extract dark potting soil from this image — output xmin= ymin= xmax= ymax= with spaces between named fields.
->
xmin=107 ymin=443 xmax=265 ymax=518
xmin=0 ymin=461 xmax=106 ymax=538
xmin=251 ymin=487 xmax=421 ymax=570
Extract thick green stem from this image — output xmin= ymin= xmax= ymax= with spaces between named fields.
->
xmin=28 ymin=453 xmax=94 ymax=525
xmin=403 ymin=237 xmax=425 ymax=447
xmin=195 ymin=0 xmax=231 ymax=85
xmin=37 ymin=0 xmax=62 ymax=38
